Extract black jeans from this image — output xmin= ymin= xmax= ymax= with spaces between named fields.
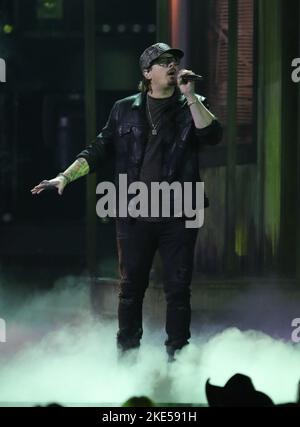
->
xmin=116 ymin=219 xmax=199 ymax=356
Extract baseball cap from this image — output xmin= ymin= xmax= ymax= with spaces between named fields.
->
xmin=139 ymin=42 xmax=184 ymax=71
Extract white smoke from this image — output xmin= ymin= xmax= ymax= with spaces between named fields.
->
xmin=0 ymin=277 xmax=299 ymax=406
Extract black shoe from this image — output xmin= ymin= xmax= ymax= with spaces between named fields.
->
xmin=117 ymin=346 xmax=140 ymax=364
xmin=166 ymin=345 xmax=177 ymax=363
xmin=167 ymin=353 xmax=176 ymax=363
xmin=166 ymin=341 xmax=189 ymax=362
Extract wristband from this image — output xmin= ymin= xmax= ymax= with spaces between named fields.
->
xmin=187 ymin=96 xmax=198 ymax=107
xmin=57 ymin=173 xmax=70 ymax=185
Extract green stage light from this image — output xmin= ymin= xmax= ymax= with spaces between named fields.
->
xmin=3 ymin=24 xmax=13 ymax=34
xmin=37 ymin=0 xmax=63 ymax=20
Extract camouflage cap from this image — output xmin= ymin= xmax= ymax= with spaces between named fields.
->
xmin=139 ymin=42 xmax=184 ymax=71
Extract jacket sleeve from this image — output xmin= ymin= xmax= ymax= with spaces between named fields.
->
xmin=75 ymin=101 xmax=119 ymax=173
xmin=193 ymin=96 xmax=223 ymax=146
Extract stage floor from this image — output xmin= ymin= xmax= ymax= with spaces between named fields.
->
xmin=0 ymin=274 xmax=299 ymax=407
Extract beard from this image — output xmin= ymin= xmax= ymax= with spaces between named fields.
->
xmin=167 ymin=75 xmax=177 ymax=86
xmin=166 ymin=68 xmax=177 ymax=86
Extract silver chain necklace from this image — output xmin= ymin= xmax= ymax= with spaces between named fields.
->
xmin=147 ymin=95 xmax=161 ymax=136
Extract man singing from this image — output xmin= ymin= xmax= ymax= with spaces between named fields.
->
xmin=31 ymin=43 xmax=222 ymax=361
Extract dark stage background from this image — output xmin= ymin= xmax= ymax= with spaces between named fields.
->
xmin=1 ymin=0 xmax=299 ymax=283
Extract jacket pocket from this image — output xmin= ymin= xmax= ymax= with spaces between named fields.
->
xmin=116 ymin=124 xmax=133 ymax=155
xmin=118 ymin=124 xmax=147 ymax=166
xmin=118 ymin=123 xmax=132 ymax=136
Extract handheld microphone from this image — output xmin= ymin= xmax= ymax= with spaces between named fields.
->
xmin=180 ymin=73 xmax=203 ymax=84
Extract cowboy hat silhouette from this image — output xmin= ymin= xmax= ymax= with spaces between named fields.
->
xmin=205 ymin=373 xmax=274 ymax=407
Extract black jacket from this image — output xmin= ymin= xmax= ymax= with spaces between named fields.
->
xmin=77 ymin=89 xmax=223 ymax=208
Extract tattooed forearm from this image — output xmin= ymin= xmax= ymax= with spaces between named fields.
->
xmin=61 ymin=158 xmax=90 ymax=184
